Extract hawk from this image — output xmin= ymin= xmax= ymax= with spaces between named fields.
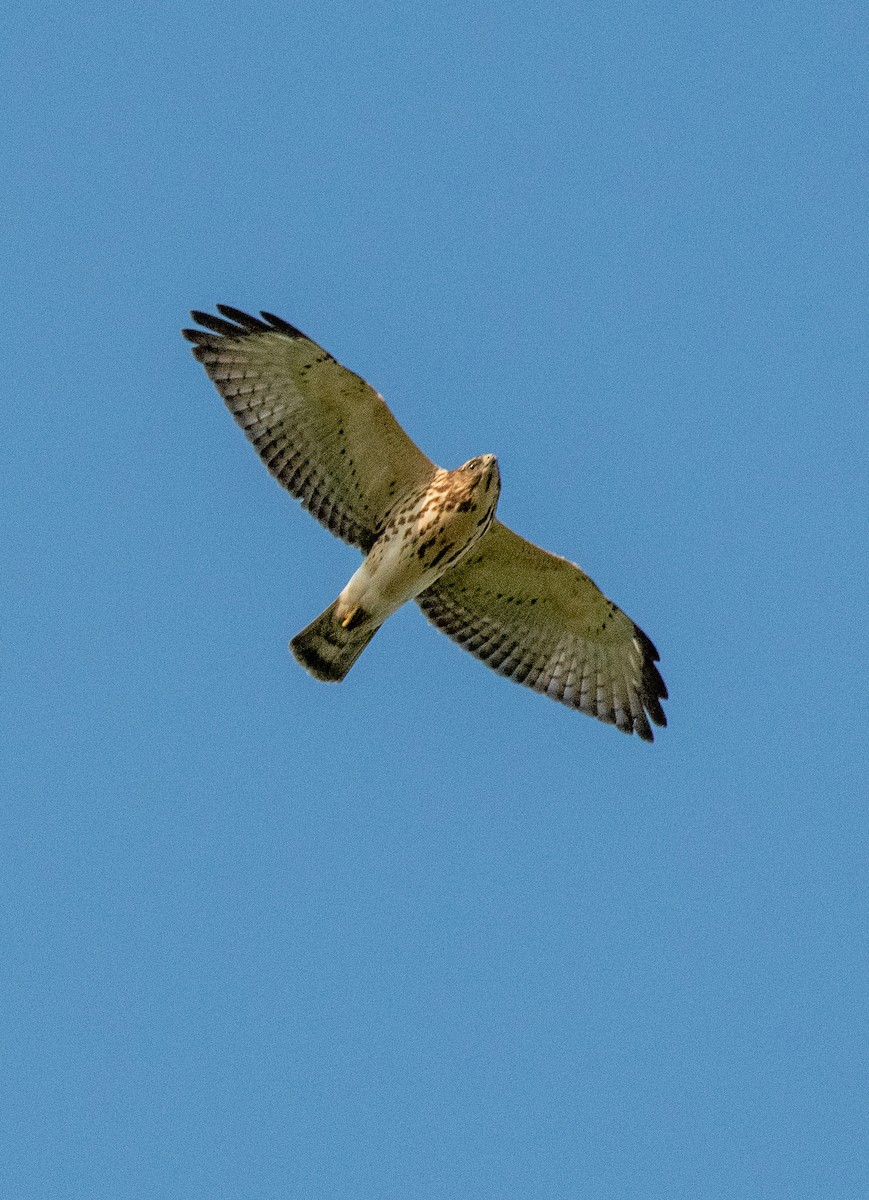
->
xmin=183 ymin=306 xmax=667 ymax=740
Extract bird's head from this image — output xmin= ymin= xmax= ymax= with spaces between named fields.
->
xmin=461 ymin=454 xmax=500 ymax=495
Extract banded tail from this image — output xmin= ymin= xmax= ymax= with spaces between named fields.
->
xmin=290 ymin=600 xmax=381 ymax=682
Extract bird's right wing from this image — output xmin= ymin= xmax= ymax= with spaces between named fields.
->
xmin=183 ymin=306 xmax=436 ymax=551
xmin=416 ymin=520 xmax=667 ymax=740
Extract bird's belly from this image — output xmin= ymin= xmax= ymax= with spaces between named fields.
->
xmin=341 ymin=503 xmax=494 ymax=620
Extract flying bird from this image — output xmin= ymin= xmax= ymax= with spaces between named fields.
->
xmin=183 ymin=306 xmax=667 ymax=740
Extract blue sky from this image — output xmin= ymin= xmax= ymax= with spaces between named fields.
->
xmin=3 ymin=1 xmax=867 ymax=1196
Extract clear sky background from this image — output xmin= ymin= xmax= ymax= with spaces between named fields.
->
xmin=3 ymin=2 xmax=867 ymax=1197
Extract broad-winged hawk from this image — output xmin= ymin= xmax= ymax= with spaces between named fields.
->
xmin=183 ymin=306 xmax=667 ymax=740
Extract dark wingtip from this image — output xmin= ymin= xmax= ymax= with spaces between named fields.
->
xmin=632 ymin=620 xmax=667 ymax=733
xmin=215 ymin=304 xmax=271 ymax=331
xmin=260 ymin=311 xmax=308 ymax=339
xmin=186 ymin=309 xmax=249 ymax=337
xmin=184 ymin=306 xmax=308 ymax=341
xmin=646 ymin=697 xmax=667 ymax=729
xmin=181 ymin=325 xmax=219 ymax=359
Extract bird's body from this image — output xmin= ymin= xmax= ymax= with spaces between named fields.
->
xmin=183 ymin=306 xmax=667 ymax=740
xmin=341 ymin=455 xmax=501 ymax=623
xmin=292 ymin=456 xmax=501 ymax=681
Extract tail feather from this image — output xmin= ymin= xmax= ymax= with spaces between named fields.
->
xmin=290 ymin=600 xmax=380 ymax=682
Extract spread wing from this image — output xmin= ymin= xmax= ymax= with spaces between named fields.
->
xmin=416 ymin=520 xmax=667 ymax=740
xmin=182 ymin=306 xmax=436 ymax=550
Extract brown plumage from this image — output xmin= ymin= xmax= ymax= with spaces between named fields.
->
xmin=183 ymin=306 xmax=667 ymax=740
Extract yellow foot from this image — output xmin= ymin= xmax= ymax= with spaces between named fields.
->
xmin=341 ymin=606 xmax=362 ymax=630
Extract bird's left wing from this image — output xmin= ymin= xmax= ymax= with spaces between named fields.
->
xmin=183 ymin=307 xmax=436 ymax=551
xmin=416 ymin=520 xmax=667 ymax=740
